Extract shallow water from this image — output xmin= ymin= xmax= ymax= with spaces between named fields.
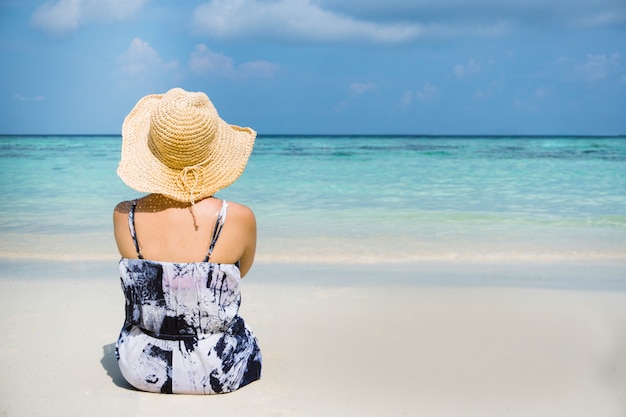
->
xmin=1 ymin=135 xmax=625 ymax=262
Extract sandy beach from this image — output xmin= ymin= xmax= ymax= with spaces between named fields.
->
xmin=1 ymin=259 xmax=625 ymax=417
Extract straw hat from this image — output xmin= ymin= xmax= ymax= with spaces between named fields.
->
xmin=117 ymin=88 xmax=256 ymax=203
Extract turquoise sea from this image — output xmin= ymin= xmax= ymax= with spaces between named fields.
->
xmin=0 ymin=135 xmax=625 ymax=263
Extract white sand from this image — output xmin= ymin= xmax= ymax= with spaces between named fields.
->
xmin=1 ymin=260 xmax=625 ymax=416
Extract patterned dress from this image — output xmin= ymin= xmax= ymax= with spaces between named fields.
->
xmin=115 ymin=200 xmax=262 ymax=394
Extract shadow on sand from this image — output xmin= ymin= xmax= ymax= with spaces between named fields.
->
xmin=101 ymin=342 xmax=136 ymax=391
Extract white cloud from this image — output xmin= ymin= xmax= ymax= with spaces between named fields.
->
xmin=31 ymin=0 xmax=149 ymax=35
xmin=189 ymin=45 xmax=234 ymax=75
xmin=399 ymin=91 xmax=413 ymax=107
xmin=187 ymin=0 xmax=613 ymax=43
xmin=118 ymin=38 xmax=179 ymax=76
xmin=31 ymin=0 xmax=81 ymax=34
xmin=512 ymin=84 xmax=550 ymax=112
xmin=454 ymin=58 xmax=482 ymax=78
xmin=319 ymin=0 xmax=626 ymax=30
xmin=189 ymin=44 xmax=279 ymax=79
xmin=416 ymin=82 xmax=438 ymax=101
xmin=191 ymin=0 xmax=521 ymax=43
xmin=349 ymin=82 xmax=377 ymax=95
xmin=333 ymin=100 xmax=350 ymax=113
xmin=193 ymin=0 xmax=421 ymax=43
xmin=575 ymin=53 xmax=621 ymax=82
xmin=534 ymin=87 xmax=548 ymax=99
xmin=557 ymin=53 xmax=625 ymax=84
xmin=572 ymin=11 xmax=626 ymax=28
xmin=398 ymin=83 xmax=437 ymax=108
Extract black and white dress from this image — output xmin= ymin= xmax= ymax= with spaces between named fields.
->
xmin=115 ymin=200 xmax=262 ymax=394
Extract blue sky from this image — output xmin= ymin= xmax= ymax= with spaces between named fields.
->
xmin=1 ymin=0 xmax=625 ymax=135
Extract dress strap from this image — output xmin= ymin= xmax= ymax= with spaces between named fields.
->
xmin=128 ymin=199 xmax=144 ymax=259
xmin=204 ymin=200 xmax=228 ymax=262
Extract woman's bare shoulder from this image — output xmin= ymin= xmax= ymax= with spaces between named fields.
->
xmin=224 ymin=201 xmax=256 ymax=228
xmin=225 ymin=200 xmax=254 ymax=216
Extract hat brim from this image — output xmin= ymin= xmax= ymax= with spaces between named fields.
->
xmin=117 ymin=93 xmax=256 ymax=202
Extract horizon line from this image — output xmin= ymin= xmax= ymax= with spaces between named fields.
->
xmin=1 ymin=133 xmax=625 ymax=138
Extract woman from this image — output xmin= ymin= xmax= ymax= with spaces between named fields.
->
xmin=113 ymin=88 xmax=262 ymax=394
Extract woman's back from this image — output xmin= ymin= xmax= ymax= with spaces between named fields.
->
xmin=113 ymin=194 xmax=257 ymax=276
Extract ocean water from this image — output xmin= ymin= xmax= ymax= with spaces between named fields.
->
xmin=0 ymin=135 xmax=625 ymax=263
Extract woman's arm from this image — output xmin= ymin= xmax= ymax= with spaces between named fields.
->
xmin=233 ymin=203 xmax=257 ymax=278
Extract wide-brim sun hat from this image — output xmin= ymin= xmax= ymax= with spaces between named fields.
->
xmin=118 ymin=88 xmax=256 ymax=203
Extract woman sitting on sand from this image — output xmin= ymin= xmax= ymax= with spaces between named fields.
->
xmin=112 ymin=88 xmax=262 ymax=394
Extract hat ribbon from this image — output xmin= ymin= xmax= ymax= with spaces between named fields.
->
xmin=177 ymin=165 xmax=201 ymax=206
